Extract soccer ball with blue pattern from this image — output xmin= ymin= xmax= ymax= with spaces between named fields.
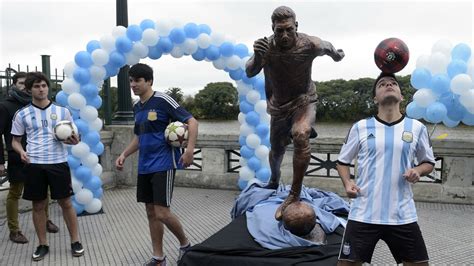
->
xmin=165 ymin=121 xmax=188 ymax=147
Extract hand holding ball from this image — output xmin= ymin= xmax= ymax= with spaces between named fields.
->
xmin=54 ymin=120 xmax=79 ymax=144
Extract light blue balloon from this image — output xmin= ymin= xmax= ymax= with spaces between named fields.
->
xmin=439 ymin=93 xmax=467 ymax=121
xmin=239 ymin=136 xmax=246 ymax=146
xmin=254 ymin=76 xmax=265 ymax=94
xmin=198 ymin=24 xmax=211 ymax=35
xmin=406 ymin=101 xmax=425 ymax=119
xmin=451 ymin=43 xmax=471 ymax=62
xmin=93 ymin=187 xmax=103 ymax=198
xmin=86 ymin=40 xmax=101 ymax=53
xmin=256 ymin=168 xmax=271 ymax=182
xmin=410 ymin=68 xmax=431 ymax=89
xmin=104 ymin=63 xmax=119 ymax=78
xmin=240 ymin=145 xmax=254 ymax=159
xmin=234 ymin=43 xmax=249 ymax=58
xmin=109 ymin=51 xmax=126 ymax=68
xmin=425 ymin=102 xmax=447 ymax=123
xmin=67 ymin=155 xmax=81 ymax=169
xmin=126 ymin=25 xmax=143 ymax=41
xmin=238 ymin=178 xmax=249 ymax=190
xmin=70 ymin=109 xmax=80 ymax=119
xmin=431 ymin=74 xmax=450 ymax=95
xmin=84 ymin=176 xmax=102 ymax=191
xmin=80 ymin=83 xmax=98 ymax=99
xmin=184 ymin=23 xmax=200 ymax=38
xmin=262 ymin=135 xmax=271 ymax=147
xmin=229 ymin=69 xmax=244 ymax=81
xmin=91 ymin=142 xmax=105 ymax=156
xmin=157 ymin=37 xmax=173 ymax=53
xmin=169 ymin=28 xmax=186 ymax=44
xmin=75 ymin=51 xmax=93 ymax=68
xmin=73 ymin=68 xmax=91 ymax=85
xmin=115 ymin=36 xmax=133 ymax=53
xmin=443 ymin=117 xmax=460 ymax=128
xmin=245 ymin=111 xmax=260 ymax=126
xmin=89 ymin=95 xmax=103 ymax=109
xmin=148 ymin=45 xmax=163 ymax=60
xmin=140 ymin=19 xmax=155 ymax=30
xmin=74 ymin=118 xmax=90 ymax=134
xmin=205 ymin=45 xmax=220 ymax=61
xmin=242 ymin=74 xmax=256 ymax=85
xmin=83 ymin=131 xmax=101 ymax=146
xmin=247 ymin=157 xmax=261 ymax=171
xmin=72 ymin=200 xmax=85 ymax=215
xmin=462 ymin=111 xmax=474 ymax=126
xmin=74 ymin=166 xmax=92 ymax=183
xmin=191 ymin=48 xmax=206 ymax=61
xmin=240 ymin=100 xmax=253 ymax=113
xmin=55 ymin=91 xmax=69 ymax=106
xmin=447 ymin=59 xmax=467 ymax=78
xmin=219 ymin=42 xmax=234 ymax=57
xmin=256 ymin=124 xmax=269 ymax=137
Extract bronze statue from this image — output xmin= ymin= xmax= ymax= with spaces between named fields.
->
xmin=282 ymin=202 xmax=327 ymax=243
xmin=245 ymin=6 xmax=345 ymax=220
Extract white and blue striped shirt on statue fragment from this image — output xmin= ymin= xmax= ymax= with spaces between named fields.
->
xmin=11 ymin=102 xmax=74 ymax=164
xmin=337 ymin=115 xmax=435 ymax=225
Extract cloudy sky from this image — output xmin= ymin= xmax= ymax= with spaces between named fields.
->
xmin=1 ymin=0 xmax=472 ymax=96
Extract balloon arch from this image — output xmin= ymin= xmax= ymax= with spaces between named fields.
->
xmin=56 ymin=19 xmax=271 ymax=214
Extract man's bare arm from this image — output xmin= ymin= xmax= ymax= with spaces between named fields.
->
xmin=245 ymin=37 xmax=269 ymax=77
xmin=311 ymin=36 xmax=345 ymax=62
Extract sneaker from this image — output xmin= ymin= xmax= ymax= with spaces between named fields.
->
xmin=144 ymin=256 xmax=166 ymax=266
xmin=0 ymin=175 xmax=8 ymax=185
xmin=32 ymin=245 xmax=49 ymax=261
xmin=46 ymin=220 xmax=59 ymax=233
xmin=71 ymin=241 xmax=84 ymax=257
xmin=9 ymin=231 xmax=29 ymax=244
xmin=178 ymin=243 xmax=191 ymax=262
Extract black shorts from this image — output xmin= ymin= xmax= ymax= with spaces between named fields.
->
xmin=137 ymin=169 xmax=176 ymax=207
xmin=22 ymin=163 xmax=74 ymax=201
xmin=338 ymin=220 xmax=429 ymax=264
xmin=6 ymin=151 xmax=26 ymax=183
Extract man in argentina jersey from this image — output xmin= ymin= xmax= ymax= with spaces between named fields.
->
xmin=11 ymin=72 xmax=84 ymax=261
xmin=115 ymin=63 xmax=198 ymax=266
xmin=336 ymin=72 xmax=435 ymax=266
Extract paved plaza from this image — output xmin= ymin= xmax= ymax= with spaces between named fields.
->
xmin=1 ymin=186 xmax=473 ymax=265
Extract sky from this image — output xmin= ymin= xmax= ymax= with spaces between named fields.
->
xmin=1 ymin=0 xmax=473 ymax=96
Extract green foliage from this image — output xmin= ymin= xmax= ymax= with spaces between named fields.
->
xmin=165 ymin=87 xmax=184 ymax=105
xmin=98 ymin=86 xmax=118 ymax=119
xmin=192 ymin=82 xmax=239 ymax=119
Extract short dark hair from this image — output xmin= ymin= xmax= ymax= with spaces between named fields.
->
xmin=271 ymin=6 xmax=296 ymax=24
xmin=129 ymin=63 xmax=154 ymax=84
xmin=25 ymin=72 xmax=50 ymax=91
xmin=373 ymin=72 xmax=399 ymax=97
xmin=12 ymin=72 xmax=27 ymax=85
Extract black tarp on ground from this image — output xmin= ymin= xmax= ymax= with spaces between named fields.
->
xmin=179 ymin=214 xmax=343 ymax=266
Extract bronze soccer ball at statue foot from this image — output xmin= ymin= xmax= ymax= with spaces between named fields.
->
xmin=282 ymin=201 xmax=316 ymax=237
xmin=275 ymin=193 xmax=300 ymax=220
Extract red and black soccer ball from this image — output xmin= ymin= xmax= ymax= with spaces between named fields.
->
xmin=374 ymin=38 xmax=409 ymax=73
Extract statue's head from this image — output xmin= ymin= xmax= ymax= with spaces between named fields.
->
xmin=282 ymin=201 xmax=316 ymax=237
xmin=271 ymin=6 xmax=298 ymax=50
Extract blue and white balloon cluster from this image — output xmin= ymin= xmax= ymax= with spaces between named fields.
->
xmin=408 ymin=40 xmax=474 ymax=127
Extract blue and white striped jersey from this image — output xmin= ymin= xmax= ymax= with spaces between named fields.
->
xmin=337 ymin=115 xmax=435 ymax=225
xmin=11 ymin=102 xmax=73 ymax=164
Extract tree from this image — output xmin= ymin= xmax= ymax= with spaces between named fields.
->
xmin=193 ymin=82 xmax=239 ymax=120
xmin=165 ymin=87 xmax=184 ymax=105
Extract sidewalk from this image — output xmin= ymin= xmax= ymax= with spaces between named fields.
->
xmin=1 ymin=186 xmax=473 ymax=265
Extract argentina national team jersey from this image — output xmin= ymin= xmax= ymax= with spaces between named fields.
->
xmin=11 ymin=102 xmax=74 ymax=164
xmin=337 ymin=115 xmax=435 ymax=225
xmin=134 ymin=91 xmax=192 ymax=174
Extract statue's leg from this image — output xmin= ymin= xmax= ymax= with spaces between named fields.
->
xmin=275 ymin=104 xmax=315 ymax=220
xmin=266 ymin=117 xmax=289 ymax=189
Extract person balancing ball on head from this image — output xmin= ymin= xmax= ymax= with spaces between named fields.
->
xmin=245 ymin=6 xmax=345 ymax=220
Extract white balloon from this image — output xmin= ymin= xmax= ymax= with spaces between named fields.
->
xmin=238 ymin=112 xmax=246 ymax=124
xmin=224 ymin=55 xmax=241 ymax=70
xmin=112 ymin=25 xmax=127 ymax=38
xmin=196 ymin=33 xmax=211 ymax=49
xmin=241 ymin=56 xmax=251 ymax=69
xmin=62 ymin=78 xmax=80 ymax=94
xmin=170 ymin=46 xmax=184 ymax=58
xmin=240 ymin=123 xmax=254 ymax=136
xmin=125 ymin=53 xmax=140 ymax=65
xmin=68 ymin=93 xmax=87 ymax=110
xmin=236 ymin=82 xmax=252 ymax=95
xmin=459 ymin=89 xmax=474 ymax=109
xmin=156 ymin=20 xmax=173 ymax=36
xmin=141 ymin=28 xmax=159 ymax=46
xmin=239 ymin=166 xmax=255 ymax=180
xmin=428 ymin=52 xmax=449 ymax=74
xmin=72 ymin=178 xmax=83 ymax=193
xmin=467 ymin=61 xmax=474 ymax=80
xmin=212 ymin=57 xmax=226 ymax=70
xmin=131 ymin=42 xmax=149 ymax=58
xmin=415 ymin=54 xmax=431 ymax=70
xmin=450 ymin=74 xmax=473 ymax=95
xmin=239 ymin=157 xmax=248 ymax=167
xmin=431 ymin=39 xmax=453 ymax=56
xmin=82 ymin=153 xmax=99 ymax=168
xmin=210 ymin=32 xmax=225 ymax=46
xmin=254 ymin=100 xmax=267 ymax=115
xmin=91 ymin=49 xmax=109 ymax=66
xmin=71 ymin=142 xmax=91 ymax=159
xmin=246 ymin=90 xmax=261 ymax=105
xmin=80 ymin=105 xmax=98 ymax=122
xmin=89 ymin=66 xmax=106 ymax=83
xmin=92 ymin=163 xmax=103 ymax=177
xmin=261 ymin=114 xmax=271 ymax=124
xmin=100 ymin=35 xmax=116 ymax=52
xmin=89 ymin=118 xmax=103 ymax=132
xmin=85 ymin=198 xmax=102 ymax=213
xmin=76 ymin=188 xmax=94 ymax=205
xmin=246 ymin=134 xmax=261 ymax=149
xmin=64 ymin=61 xmax=77 ymax=78
xmin=255 ymin=145 xmax=270 ymax=160
xmin=413 ymin=88 xmax=437 ymax=108
xmin=181 ymin=39 xmax=198 ymax=55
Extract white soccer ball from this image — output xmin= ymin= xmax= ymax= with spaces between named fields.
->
xmin=54 ymin=120 xmax=76 ymax=141
xmin=164 ymin=121 xmax=188 ymax=148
